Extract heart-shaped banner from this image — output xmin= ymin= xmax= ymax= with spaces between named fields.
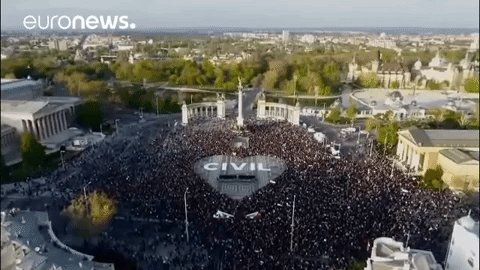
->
xmin=194 ymin=155 xmax=287 ymax=200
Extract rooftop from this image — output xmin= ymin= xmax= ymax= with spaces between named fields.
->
xmin=351 ymin=89 xmax=479 ymax=112
xmin=456 ymin=214 xmax=480 ymax=238
xmin=1 ymin=210 xmax=114 ymax=270
xmin=400 ymin=127 xmax=480 ymax=148
xmin=366 ymin=237 xmax=442 ymax=270
xmin=439 ymin=149 xmax=479 ymax=165
xmin=1 ymin=79 xmax=42 ymax=91
xmin=1 ymin=97 xmax=82 ymax=117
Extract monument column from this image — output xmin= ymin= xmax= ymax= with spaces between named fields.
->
xmin=237 ymin=77 xmax=244 ymax=127
xmin=182 ymin=101 xmax=188 ymax=125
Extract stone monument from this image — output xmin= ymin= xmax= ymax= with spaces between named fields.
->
xmin=237 ymin=77 xmax=244 ymax=127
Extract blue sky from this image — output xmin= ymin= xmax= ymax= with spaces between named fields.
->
xmin=1 ymin=0 xmax=479 ymax=29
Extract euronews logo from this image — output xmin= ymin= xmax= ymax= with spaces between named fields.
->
xmin=23 ymin=15 xmax=136 ymax=30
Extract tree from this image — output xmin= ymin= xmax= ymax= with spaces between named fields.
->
xmin=63 ymin=190 xmax=117 ymax=239
xmin=423 ymin=165 xmax=444 ymax=190
xmin=426 ymin=80 xmax=442 ymax=90
xmin=20 ymin=132 xmax=46 ymax=169
xmin=346 ymin=103 xmax=357 ymax=123
xmin=464 ymin=77 xmax=479 ymax=93
xmin=377 ymin=121 xmax=399 ymax=151
xmin=0 ymin=155 xmax=8 ymax=181
xmin=77 ymin=100 xmax=104 ymax=131
xmin=326 ymin=106 xmax=342 ymax=123
xmin=390 ymin=80 xmax=400 ymax=89
xmin=365 ymin=117 xmax=378 ymax=132
xmin=357 ymin=72 xmax=380 ymax=88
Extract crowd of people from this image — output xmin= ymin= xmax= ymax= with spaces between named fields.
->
xmin=46 ymin=118 xmax=473 ymax=270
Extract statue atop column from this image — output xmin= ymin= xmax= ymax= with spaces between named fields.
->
xmin=237 ymin=77 xmax=244 ymax=127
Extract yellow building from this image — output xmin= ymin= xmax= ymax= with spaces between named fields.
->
xmin=396 ymin=127 xmax=479 ymax=191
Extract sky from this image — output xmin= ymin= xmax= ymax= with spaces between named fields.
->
xmin=1 ymin=0 xmax=479 ymax=30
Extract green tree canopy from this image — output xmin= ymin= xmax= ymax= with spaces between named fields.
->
xmin=346 ymin=103 xmax=357 ymax=123
xmin=77 ymin=100 xmax=104 ymax=131
xmin=326 ymin=106 xmax=342 ymax=123
xmin=423 ymin=165 xmax=444 ymax=190
xmin=464 ymin=77 xmax=479 ymax=93
xmin=20 ymin=132 xmax=46 ymax=168
xmin=390 ymin=80 xmax=400 ymax=89
xmin=357 ymin=72 xmax=380 ymax=88
xmin=63 ymin=190 xmax=117 ymax=239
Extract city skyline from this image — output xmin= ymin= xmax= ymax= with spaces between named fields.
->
xmin=1 ymin=0 xmax=479 ymax=30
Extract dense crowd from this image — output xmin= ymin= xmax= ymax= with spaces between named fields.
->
xmin=47 ymin=118 xmax=472 ymax=270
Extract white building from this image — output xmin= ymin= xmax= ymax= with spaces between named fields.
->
xmin=282 ymin=30 xmax=290 ymax=43
xmin=1 ymin=79 xmax=43 ymax=100
xmin=299 ymin=34 xmax=315 ymax=44
xmin=48 ymin=39 xmax=68 ymax=51
xmin=1 ymin=97 xmax=83 ymax=153
xmin=350 ymin=89 xmax=479 ymax=121
xmin=469 ymin=34 xmax=479 ymax=53
xmin=367 ymin=33 xmax=398 ymax=50
xmin=445 ymin=214 xmax=479 ymax=270
xmin=411 ymin=51 xmax=476 ymax=90
xmin=364 ymin=237 xmax=443 ymax=270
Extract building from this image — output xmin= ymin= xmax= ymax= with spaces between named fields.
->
xmin=445 ymin=214 xmax=479 ymax=270
xmin=1 ymin=97 xmax=83 ymax=165
xmin=347 ymin=52 xmax=411 ymax=89
xmin=47 ymin=39 xmax=68 ymax=51
xmin=282 ymin=30 xmax=290 ymax=44
xmin=367 ymin=33 xmax=398 ymax=50
xmin=411 ymin=51 xmax=476 ymax=90
xmin=350 ymin=89 xmax=479 ymax=121
xmin=364 ymin=237 xmax=442 ymax=270
xmin=1 ymin=210 xmax=114 ymax=270
xmin=1 ymin=79 xmax=43 ymax=100
xmin=396 ymin=127 xmax=479 ymax=190
xmin=1 ymin=125 xmax=21 ymax=166
xmin=469 ymin=34 xmax=479 ymax=53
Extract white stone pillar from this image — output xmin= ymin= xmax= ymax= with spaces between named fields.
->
xmin=27 ymin=120 xmax=34 ymax=135
xmin=217 ymin=99 xmax=225 ymax=119
xmin=48 ymin=115 xmax=55 ymax=136
xmin=39 ymin=117 xmax=46 ymax=140
xmin=34 ymin=119 xmax=41 ymax=140
xmin=396 ymin=141 xmax=403 ymax=158
xmin=56 ymin=112 xmax=62 ymax=132
xmin=182 ymin=102 xmax=188 ymax=125
xmin=237 ymin=88 xmax=244 ymax=127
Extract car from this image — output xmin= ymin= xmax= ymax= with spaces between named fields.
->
xmin=307 ymin=127 xmax=315 ymax=133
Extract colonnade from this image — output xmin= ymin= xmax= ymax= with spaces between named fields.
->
xmin=21 ymin=109 xmax=69 ymax=141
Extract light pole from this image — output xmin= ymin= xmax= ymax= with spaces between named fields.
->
xmin=60 ymin=150 xmax=66 ymax=170
xmin=293 ymin=75 xmax=297 ymax=98
xmin=290 ymin=195 xmax=296 ymax=253
xmin=83 ymin=181 xmax=92 ymax=216
xmin=390 ymin=159 xmax=395 ymax=178
xmin=99 ymin=123 xmax=103 ymax=134
xmin=115 ymin=119 xmax=119 ymax=135
xmin=357 ymin=128 xmax=361 ymax=144
xmin=184 ymin=187 xmax=189 ymax=243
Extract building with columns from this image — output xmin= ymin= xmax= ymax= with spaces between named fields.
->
xmin=396 ymin=127 xmax=479 ymax=191
xmin=1 ymin=97 xmax=82 ymax=164
xmin=257 ymin=94 xmax=300 ymax=125
xmin=181 ymin=94 xmax=226 ymax=125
